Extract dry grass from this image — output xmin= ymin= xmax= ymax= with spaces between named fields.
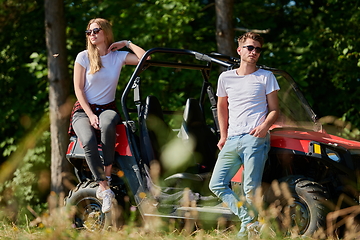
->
xmin=1 ymin=182 xmax=360 ymax=240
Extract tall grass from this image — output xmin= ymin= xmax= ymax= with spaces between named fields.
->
xmin=1 ymin=184 xmax=359 ymax=240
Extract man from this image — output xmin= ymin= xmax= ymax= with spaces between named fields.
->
xmin=209 ymin=32 xmax=280 ymax=237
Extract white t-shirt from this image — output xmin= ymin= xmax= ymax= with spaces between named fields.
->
xmin=75 ymin=50 xmax=129 ymax=105
xmin=216 ymin=68 xmax=280 ymax=137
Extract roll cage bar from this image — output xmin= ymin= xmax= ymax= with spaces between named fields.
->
xmin=120 ymin=47 xmax=318 ymax=129
xmin=121 ymin=48 xmax=233 ymax=122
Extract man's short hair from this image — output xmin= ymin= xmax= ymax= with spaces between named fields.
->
xmin=237 ymin=32 xmax=264 ymax=47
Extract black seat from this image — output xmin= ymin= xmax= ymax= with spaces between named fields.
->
xmin=139 ymin=95 xmax=172 ymax=168
xmin=178 ymin=98 xmax=218 ymax=173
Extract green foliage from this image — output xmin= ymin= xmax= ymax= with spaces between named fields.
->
xmin=0 ymin=130 xmax=50 ymax=224
xmin=0 ymin=0 xmax=48 ymax=164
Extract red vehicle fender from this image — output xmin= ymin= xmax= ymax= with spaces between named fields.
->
xmin=271 ymin=129 xmax=360 ymax=150
xmin=232 ymin=165 xmax=244 ymax=183
xmin=66 ymin=141 xmax=75 ymax=155
xmin=115 ymin=124 xmax=132 ymax=156
xmin=231 ymin=128 xmax=360 ymax=183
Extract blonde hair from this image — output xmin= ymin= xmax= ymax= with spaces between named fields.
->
xmin=86 ymin=18 xmax=114 ymax=74
xmin=237 ymin=32 xmax=264 ymax=47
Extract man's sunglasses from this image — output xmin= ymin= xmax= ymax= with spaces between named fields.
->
xmin=85 ymin=28 xmax=102 ymax=36
xmin=242 ymin=45 xmax=262 ymax=54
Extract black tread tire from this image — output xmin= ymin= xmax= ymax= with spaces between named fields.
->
xmin=64 ymin=180 xmax=114 ymax=231
xmin=265 ymin=176 xmax=329 ymax=237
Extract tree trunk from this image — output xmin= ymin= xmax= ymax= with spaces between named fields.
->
xmin=44 ymin=0 xmax=71 ymax=196
xmin=215 ymin=0 xmax=236 ymax=57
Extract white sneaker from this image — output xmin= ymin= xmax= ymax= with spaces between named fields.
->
xmin=101 ymin=189 xmax=115 ymax=213
xmin=96 ymin=187 xmax=104 ymax=200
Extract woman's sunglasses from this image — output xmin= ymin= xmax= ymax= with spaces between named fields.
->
xmin=85 ymin=28 xmax=102 ymax=36
xmin=242 ymin=45 xmax=262 ymax=54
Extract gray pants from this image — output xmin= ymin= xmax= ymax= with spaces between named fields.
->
xmin=72 ymin=110 xmax=120 ymax=182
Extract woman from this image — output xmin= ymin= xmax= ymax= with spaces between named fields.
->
xmin=69 ymin=18 xmax=148 ymax=213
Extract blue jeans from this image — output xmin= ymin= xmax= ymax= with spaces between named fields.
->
xmin=209 ymin=133 xmax=270 ymax=233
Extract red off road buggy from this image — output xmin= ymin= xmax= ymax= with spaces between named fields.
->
xmin=65 ymin=48 xmax=360 ymax=236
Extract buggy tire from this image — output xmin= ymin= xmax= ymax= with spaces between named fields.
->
xmin=64 ymin=180 xmax=114 ymax=231
xmin=265 ymin=175 xmax=329 ymax=237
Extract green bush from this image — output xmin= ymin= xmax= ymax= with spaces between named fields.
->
xmin=0 ymin=130 xmax=51 ymax=224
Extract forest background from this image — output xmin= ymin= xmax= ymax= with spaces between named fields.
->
xmin=0 ymin=0 xmax=359 ymax=228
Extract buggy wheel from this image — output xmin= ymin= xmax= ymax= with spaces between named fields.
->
xmin=265 ymin=176 xmax=329 ymax=237
xmin=65 ymin=180 xmax=114 ymax=231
